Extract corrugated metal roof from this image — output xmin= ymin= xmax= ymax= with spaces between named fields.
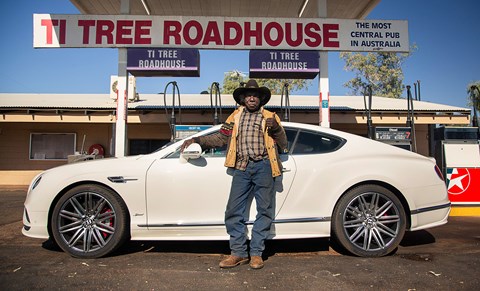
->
xmin=0 ymin=93 xmax=471 ymax=113
xmin=70 ymin=0 xmax=379 ymax=20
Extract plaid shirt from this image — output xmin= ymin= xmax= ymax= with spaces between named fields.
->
xmin=195 ymin=106 xmax=288 ymax=176
xmin=235 ymin=110 xmax=266 ymax=170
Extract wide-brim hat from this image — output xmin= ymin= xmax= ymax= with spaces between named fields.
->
xmin=233 ymin=80 xmax=271 ymax=106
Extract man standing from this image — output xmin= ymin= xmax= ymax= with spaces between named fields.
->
xmin=181 ymin=80 xmax=288 ymax=269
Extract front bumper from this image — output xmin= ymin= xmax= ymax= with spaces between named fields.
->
xmin=22 ymin=207 xmax=49 ymax=239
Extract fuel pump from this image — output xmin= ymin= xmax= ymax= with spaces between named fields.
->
xmin=280 ymin=83 xmax=291 ymax=122
xmin=372 ymin=85 xmax=414 ymax=151
xmin=210 ymin=82 xmax=223 ymax=125
xmin=433 ymin=85 xmax=480 ymax=205
xmin=406 ymin=85 xmax=417 ymax=152
xmin=163 ymin=81 xmax=182 ymax=142
xmin=363 ymin=85 xmax=373 ymax=139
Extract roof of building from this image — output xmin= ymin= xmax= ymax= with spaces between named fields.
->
xmin=70 ymin=0 xmax=380 ymax=19
xmin=0 ymin=93 xmax=471 ymax=114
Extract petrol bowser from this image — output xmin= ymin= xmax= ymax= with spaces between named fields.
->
xmin=167 ymin=81 xmax=219 ymax=142
xmin=367 ymin=85 xmax=416 ymax=151
xmin=374 ymin=127 xmax=413 ymax=150
xmin=434 ymin=126 xmax=480 ymax=204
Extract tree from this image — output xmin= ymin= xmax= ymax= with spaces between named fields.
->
xmin=467 ymin=81 xmax=480 ymax=111
xmin=468 ymin=81 xmax=480 ymax=127
xmin=221 ymin=70 xmax=312 ymax=95
xmin=340 ymin=47 xmax=415 ymax=98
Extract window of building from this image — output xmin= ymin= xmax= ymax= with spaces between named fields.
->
xmin=129 ymin=139 xmax=170 ymax=155
xmin=30 ymin=133 xmax=76 ymax=160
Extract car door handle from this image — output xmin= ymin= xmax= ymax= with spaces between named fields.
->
xmin=282 ymin=168 xmax=291 ymax=173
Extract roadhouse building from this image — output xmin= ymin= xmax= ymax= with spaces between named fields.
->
xmin=0 ymin=92 xmax=471 ymax=185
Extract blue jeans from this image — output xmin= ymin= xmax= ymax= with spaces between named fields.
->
xmin=225 ymin=159 xmax=275 ymax=258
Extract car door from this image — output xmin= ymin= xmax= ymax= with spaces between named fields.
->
xmin=246 ymin=127 xmax=298 ymax=222
xmin=145 ymin=129 xmax=297 ymax=230
xmin=273 ymin=128 xmax=348 ymax=221
xmin=145 ymin=147 xmax=229 ymax=227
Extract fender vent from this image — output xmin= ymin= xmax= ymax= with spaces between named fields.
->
xmin=108 ymin=176 xmax=138 ymax=183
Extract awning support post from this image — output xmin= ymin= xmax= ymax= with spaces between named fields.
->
xmin=113 ymin=0 xmax=130 ymax=157
xmin=318 ymin=0 xmax=330 ymax=127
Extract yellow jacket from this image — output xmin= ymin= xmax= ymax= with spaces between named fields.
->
xmin=196 ymin=106 xmax=288 ymax=177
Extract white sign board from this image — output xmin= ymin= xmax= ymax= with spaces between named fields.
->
xmin=33 ymin=14 xmax=409 ymax=52
xmin=444 ymin=143 xmax=480 ymax=168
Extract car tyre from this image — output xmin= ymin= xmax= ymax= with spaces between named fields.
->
xmin=331 ymin=184 xmax=406 ymax=257
xmin=51 ymin=184 xmax=128 ymax=258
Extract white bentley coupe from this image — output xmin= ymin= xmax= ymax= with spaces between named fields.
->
xmin=23 ymin=122 xmax=450 ymax=258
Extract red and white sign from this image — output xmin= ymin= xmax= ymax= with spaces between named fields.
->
xmin=447 ymin=167 xmax=480 ymax=204
xmin=33 ymin=14 xmax=409 ymax=52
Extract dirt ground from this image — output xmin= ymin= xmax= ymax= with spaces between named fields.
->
xmin=1 ymin=188 xmax=479 ymax=290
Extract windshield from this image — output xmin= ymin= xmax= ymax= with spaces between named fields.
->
xmin=153 ymin=140 xmax=176 ymax=153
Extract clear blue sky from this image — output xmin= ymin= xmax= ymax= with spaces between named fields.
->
xmin=1 ymin=0 xmax=478 ymax=109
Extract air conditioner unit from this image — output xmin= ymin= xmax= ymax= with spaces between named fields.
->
xmin=128 ymin=75 xmax=137 ymax=101
xmin=110 ymin=76 xmax=118 ymax=100
xmin=110 ymin=75 xmax=137 ymax=101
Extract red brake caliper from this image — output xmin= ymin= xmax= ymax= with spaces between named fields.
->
xmin=100 ymin=208 xmax=113 ymax=239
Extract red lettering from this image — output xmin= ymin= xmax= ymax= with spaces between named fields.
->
xmin=78 ymin=20 xmax=95 ymax=44
xmin=304 ymin=23 xmax=321 ymax=47
xmin=202 ymin=21 xmax=222 ymax=45
xmin=183 ymin=20 xmax=203 ymax=45
xmin=58 ymin=20 xmax=66 ymax=44
xmin=96 ymin=20 xmax=114 ymax=44
xmin=135 ymin=20 xmax=152 ymax=44
xmin=264 ymin=22 xmax=283 ymax=47
xmin=39 ymin=17 xmax=344 ymax=48
xmin=41 ymin=19 xmax=54 ymax=44
xmin=41 ymin=19 xmax=66 ymax=44
xmin=164 ymin=21 xmax=181 ymax=44
xmin=116 ymin=20 xmax=133 ymax=44
xmin=285 ymin=23 xmax=303 ymax=47
xmin=244 ymin=22 xmax=262 ymax=46
xmin=323 ymin=24 xmax=339 ymax=48
xmin=224 ymin=21 xmax=242 ymax=46
xmin=85 ymin=19 xmax=152 ymax=45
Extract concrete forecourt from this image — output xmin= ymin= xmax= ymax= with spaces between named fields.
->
xmin=1 ymin=187 xmax=479 ymax=290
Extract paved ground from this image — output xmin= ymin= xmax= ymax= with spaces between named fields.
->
xmin=0 ymin=188 xmax=479 ymax=290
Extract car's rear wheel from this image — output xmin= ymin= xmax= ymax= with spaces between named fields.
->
xmin=331 ymin=184 xmax=406 ymax=257
xmin=51 ymin=184 xmax=128 ymax=258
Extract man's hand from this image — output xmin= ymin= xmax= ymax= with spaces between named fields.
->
xmin=266 ymin=114 xmax=279 ymax=129
xmin=180 ymin=138 xmax=196 ymax=152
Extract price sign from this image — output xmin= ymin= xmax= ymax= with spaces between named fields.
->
xmin=375 ymin=127 xmax=412 ymax=141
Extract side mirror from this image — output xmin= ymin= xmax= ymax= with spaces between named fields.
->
xmin=180 ymin=143 xmax=202 ymax=163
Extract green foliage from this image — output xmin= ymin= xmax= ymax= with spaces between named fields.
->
xmin=221 ymin=71 xmax=247 ymax=94
xmin=340 ymin=47 xmax=416 ymax=98
xmin=467 ymin=81 xmax=480 ymax=110
xmin=221 ymin=71 xmax=312 ymax=95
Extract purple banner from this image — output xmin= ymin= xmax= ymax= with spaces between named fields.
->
xmin=249 ymin=50 xmax=319 ymax=79
xmin=127 ymin=48 xmax=200 ymax=77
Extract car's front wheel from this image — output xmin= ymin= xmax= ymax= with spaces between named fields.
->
xmin=51 ymin=184 xmax=128 ymax=258
xmin=331 ymin=185 xmax=406 ymax=257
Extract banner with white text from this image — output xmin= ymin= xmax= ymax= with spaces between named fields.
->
xmin=33 ymin=14 xmax=409 ymax=52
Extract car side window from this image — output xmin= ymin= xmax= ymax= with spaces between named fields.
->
xmin=197 ymin=131 xmax=227 ymax=157
xmin=291 ymin=130 xmax=345 ymax=155
xmin=166 ymin=131 xmax=227 ymax=159
xmin=202 ymin=145 xmax=227 ymax=157
xmin=284 ymin=128 xmax=298 ymax=154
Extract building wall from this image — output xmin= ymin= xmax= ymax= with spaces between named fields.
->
xmin=128 ymin=123 xmax=171 ymax=140
xmin=0 ymin=122 xmax=171 ymax=185
xmin=0 ymin=119 xmax=438 ymax=185
xmin=0 ymin=122 xmax=111 ymax=185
